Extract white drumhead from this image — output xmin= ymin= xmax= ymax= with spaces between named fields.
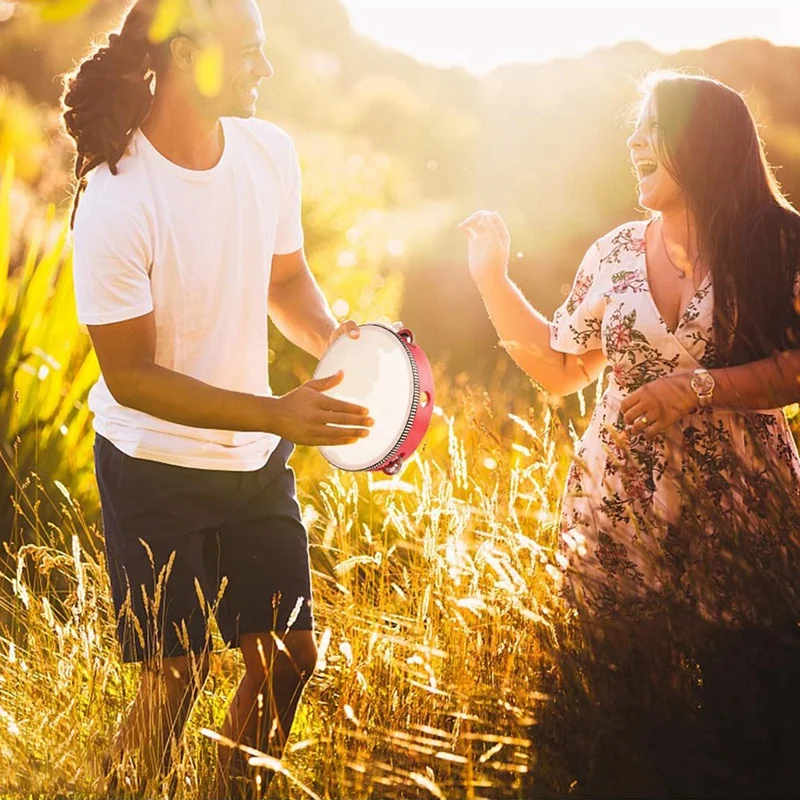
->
xmin=314 ymin=325 xmax=415 ymax=471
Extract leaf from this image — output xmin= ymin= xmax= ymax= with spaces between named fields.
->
xmin=35 ymin=0 xmax=98 ymax=23
xmin=148 ymin=0 xmax=186 ymax=44
xmin=30 ymin=240 xmax=79 ymax=370
xmin=0 ymin=155 xmax=13 ymax=313
xmin=19 ymin=216 xmax=68 ymax=336
xmin=409 ymin=772 xmax=446 ymax=800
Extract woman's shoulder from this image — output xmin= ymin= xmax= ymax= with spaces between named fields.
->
xmin=594 ymin=218 xmax=648 ymax=251
xmin=585 ymin=219 xmax=649 ymax=271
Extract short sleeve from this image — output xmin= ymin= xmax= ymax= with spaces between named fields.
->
xmin=274 ymin=138 xmax=304 ymax=255
xmin=72 ymin=199 xmax=153 ymax=326
xmin=549 ymin=240 xmax=605 ymax=354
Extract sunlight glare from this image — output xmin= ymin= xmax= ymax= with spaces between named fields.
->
xmin=341 ymin=1 xmax=800 ymax=75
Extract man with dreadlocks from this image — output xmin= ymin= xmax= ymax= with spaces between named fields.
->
xmin=62 ymin=0 xmax=374 ymax=794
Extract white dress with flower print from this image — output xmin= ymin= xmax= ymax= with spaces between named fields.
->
xmin=550 ymin=219 xmax=800 ymax=619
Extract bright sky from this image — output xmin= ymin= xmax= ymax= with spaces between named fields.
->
xmin=341 ymin=0 xmax=800 ymax=75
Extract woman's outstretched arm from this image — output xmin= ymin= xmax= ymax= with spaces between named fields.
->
xmin=459 ymin=210 xmax=605 ymax=396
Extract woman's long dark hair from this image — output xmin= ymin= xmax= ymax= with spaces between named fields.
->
xmin=61 ymin=0 xmax=173 ymax=228
xmin=642 ymin=71 xmax=800 ymax=366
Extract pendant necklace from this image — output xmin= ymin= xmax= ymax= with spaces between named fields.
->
xmin=659 ymin=224 xmax=698 ymax=281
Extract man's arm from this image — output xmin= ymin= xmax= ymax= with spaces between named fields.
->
xmin=88 ymin=312 xmax=373 ymax=446
xmin=269 ymin=249 xmax=338 ymax=360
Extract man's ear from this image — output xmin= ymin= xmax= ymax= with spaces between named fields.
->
xmin=169 ymin=35 xmax=197 ymax=71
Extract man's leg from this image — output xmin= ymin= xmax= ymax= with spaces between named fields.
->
xmin=209 ymin=439 xmax=315 ymax=797
xmin=107 ymin=651 xmax=210 ymax=789
xmin=216 ymin=630 xmax=317 ymax=797
xmin=94 ymin=435 xmax=232 ymax=792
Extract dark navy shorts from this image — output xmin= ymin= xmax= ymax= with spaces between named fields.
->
xmin=94 ymin=434 xmax=313 ymax=663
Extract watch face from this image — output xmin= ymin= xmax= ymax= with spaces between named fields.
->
xmin=691 ymin=371 xmax=715 ymax=395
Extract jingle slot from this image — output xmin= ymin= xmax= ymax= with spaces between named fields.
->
xmin=383 ymin=457 xmax=404 ymax=476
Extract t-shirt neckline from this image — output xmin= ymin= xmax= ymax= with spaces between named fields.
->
xmin=136 ymin=118 xmax=231 ymax=182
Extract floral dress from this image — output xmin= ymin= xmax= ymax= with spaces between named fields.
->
xmin=550 ymin=219 xmax=800 ymax=620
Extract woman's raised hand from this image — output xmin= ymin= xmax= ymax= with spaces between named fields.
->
xmin=458 ymin=210 xmax=512 ymax=290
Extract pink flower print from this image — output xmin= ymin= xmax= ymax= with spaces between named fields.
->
xmin=627 ymin=475 xmax=649 ymax=500
xmin=607 ymin=319 xmax=633 ymax=353
xmin=611 ymin=270 xmax=644 ymax=294
xmin=567 ymin=273 xmax=594 ymax=315
xmin=612 ymin=363 xmax=628 ymax=387
xmin=631 ymin=236 xmax=647 ymax=255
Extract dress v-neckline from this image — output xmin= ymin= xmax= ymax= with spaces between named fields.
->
xmin=639 ymin=218 xmax=710 ymax=337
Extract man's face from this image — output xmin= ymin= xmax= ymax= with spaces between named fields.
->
xmin=200 ymin=0 xmax=273 ymax=118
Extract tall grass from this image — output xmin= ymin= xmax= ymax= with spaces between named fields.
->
xmin=0 ymin=157 xmax=99 ymax=548
xmin=0 ymin=384 xmax=579 ymax=798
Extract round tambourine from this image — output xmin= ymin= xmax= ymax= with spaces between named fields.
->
xmin=313 ymin=323 xmax=435 ymax=475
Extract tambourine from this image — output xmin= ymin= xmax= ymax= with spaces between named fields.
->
xmin=313 ymin=323 xmax=435 ymax=475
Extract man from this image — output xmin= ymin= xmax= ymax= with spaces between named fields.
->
xmin=63 ymin=0 xmax=372 ymax=794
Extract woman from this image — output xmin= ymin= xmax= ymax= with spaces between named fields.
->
xmin=460 ymin=71 xmax=800 ymax=622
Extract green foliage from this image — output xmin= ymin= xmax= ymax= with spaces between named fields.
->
xmin=0 ymin=162 xmax=99 ymax=546
xmin=0 ymin=84 xmax=47 ymax=186
xmin=30 ymin=0 xmax=98 ymax=23
xmin=268 ymin=132 xmax=407 ymax=392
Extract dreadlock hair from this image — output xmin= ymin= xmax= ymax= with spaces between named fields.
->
xmin=61 ymin=0 xmax=175 ymax=229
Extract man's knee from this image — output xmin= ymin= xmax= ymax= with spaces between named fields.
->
xmin=242 ymin=632 xmax=317 ymax=687
xmin=274 ymin=638 xmax=317 ymax=685
xmin=144 ymin=650 xmax=210 ymax=700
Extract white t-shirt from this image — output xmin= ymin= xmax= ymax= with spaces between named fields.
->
xmin=72 ymin=117 xmax=304 ymax=471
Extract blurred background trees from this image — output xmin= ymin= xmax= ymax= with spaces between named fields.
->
xmin=0 ymin=0 xmax=798 ymax=427
xmin=4 ymin=0 xmax=800 ymax=382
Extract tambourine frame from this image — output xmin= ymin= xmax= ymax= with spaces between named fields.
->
xmin=315 ymin=322 xmax=433 ymax=476
xmin=358 ymin=323 xmax=420 ymax=475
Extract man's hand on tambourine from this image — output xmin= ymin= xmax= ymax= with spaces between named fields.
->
xmin=458 ymin=210 xmax=511 ymax=290
xmin=327 ymin=319 xmax=361 ymax=347
xmin=269 ymin=371 xmax=374 ymax=446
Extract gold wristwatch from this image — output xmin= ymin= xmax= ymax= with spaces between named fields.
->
xmin=690 ymin=367 xmax=715 ymax=408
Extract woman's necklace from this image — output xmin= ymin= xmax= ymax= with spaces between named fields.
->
xmin=659 ymin=223 xmax=698 ymax=281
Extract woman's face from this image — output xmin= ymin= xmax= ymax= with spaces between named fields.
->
xmin=627 ymin=95 xmax=684 ymax=214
